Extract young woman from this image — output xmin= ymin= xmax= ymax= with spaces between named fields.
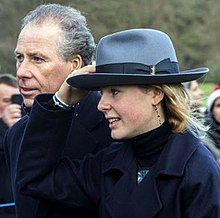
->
xmin=16 ymin=29 xmax=220 ymax=217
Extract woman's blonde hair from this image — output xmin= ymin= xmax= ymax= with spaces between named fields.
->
xmin=141 ymin=83 xmax=214 ymax=157
xmin=150 ymin=84 xmax=207 ymax=134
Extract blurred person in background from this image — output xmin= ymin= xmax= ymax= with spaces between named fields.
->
xmin=204 ymin=89 xmax=220 ymax=164
xmin=0 ymin=74 xmax=21 ymax=139
xmin=4 ymin=3 xmax=112 ymax=218
xmin=184 ymin=80 xmax=220 ymax=163
xmin=183 ymin=80 xmax=205 ymax=118
xmin=213 ymin=83 xmax=220 ymax=91
xmin=184 ymin=80 xmax=203 ymax=107
xmin=0 ymin=74 xmax=20 ymax=218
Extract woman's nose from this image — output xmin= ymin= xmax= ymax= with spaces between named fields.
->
xmin=97 ymin=95 xmax=111 ymax=112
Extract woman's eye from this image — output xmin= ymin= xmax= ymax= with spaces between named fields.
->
xmin=111 ymin=88 xmax=119 ymax=96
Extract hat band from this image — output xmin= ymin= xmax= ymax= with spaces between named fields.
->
xmin=96 ymin=58 xmax=180 ymax=75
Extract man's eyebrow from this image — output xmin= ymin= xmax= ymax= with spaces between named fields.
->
xmin=28 ymin=52 xmax=42 ymax=57
xmin=28 ymin=52 xmax=49 ymax=60
xmin=14 ymin=51 xmax=48 ymax=59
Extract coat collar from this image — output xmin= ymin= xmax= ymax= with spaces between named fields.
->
xmin=22 ymin=103 xmax=31 ymax=116
xmin=154 ymin=130 xmax=200 ymax=177
xmin=101 ymin=142 xmax=134 ymax=174
xmin=101 ymin=130 xmax=201 ymax=217
xmin=102 ymin=130 xmax=201 ymax=177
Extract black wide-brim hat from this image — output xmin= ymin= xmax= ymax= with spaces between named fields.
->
xmin=67 ymin=29 xmax=208 ymax=90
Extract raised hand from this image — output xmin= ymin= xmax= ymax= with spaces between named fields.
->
xmin=57 ymin=65 xmax=95 ymax=106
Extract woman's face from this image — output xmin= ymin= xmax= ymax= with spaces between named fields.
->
xmin=98 ymin=85 xmax=164 ymax=140
xmin=189 ymin=81 xmax=203 ymax=106
xmin=212 ymin=97 xmax=220 ymax=124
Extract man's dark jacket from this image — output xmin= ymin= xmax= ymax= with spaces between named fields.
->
xmin=4 ymin=92 xmax=112 ymax=218
xmin=0 ymin=119 xmax=15 ymax=218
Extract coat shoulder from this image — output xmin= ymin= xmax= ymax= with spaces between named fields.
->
xmin=185 ymin=141 xmax=220 ymax=183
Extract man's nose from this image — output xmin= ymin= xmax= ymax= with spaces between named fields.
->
xmin=16 ymin=61 xmax=32 ymax=79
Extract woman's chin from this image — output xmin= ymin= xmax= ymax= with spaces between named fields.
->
xmin=111 ymin=131 xmax=125 ymax=140
xmin=111 ymin=131 xmax=133 ymax=140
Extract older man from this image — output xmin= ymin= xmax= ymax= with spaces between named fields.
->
xmin=4 ymin=4 xmax=112 ymax=218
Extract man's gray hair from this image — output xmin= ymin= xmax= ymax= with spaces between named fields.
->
xmin=20 ymin=3 xmax=95 ymax=65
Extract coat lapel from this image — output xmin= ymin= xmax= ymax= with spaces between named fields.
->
xmin=134 ymin=169 xmax=162 ymax=217
xmin=154 ymin=131 xmax=199 ymax=177
xmin=100 ymin=131 xmax=200 ymax=217
xmin=102 ymin=143 xmax=163 ymax=217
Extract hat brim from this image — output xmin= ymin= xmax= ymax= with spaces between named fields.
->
xmin=67 ymin=67 xmax=208 ymax=91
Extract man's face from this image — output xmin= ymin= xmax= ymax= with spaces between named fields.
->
xmin=0 ymin=84 xmax=19 ymax=116
xmin=15 ymin=22 xmax=73 ymax=107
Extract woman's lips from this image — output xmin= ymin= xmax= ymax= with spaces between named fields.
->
xmin=107 ymin=117 xmax=120 ymax=129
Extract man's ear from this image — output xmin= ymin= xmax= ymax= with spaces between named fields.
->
xmin=70 ymin=55 xmax=83 ymax=71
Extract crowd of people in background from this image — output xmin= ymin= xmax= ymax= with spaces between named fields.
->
xmin=0 ymin=3 xmax=219 ymax=218
xmin=205 ymin=84 xmax=220 ymax=163
xmin=184 ymin=80 xmax=220 ymax=164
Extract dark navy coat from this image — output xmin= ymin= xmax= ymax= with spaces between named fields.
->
xmin=4 ymin=92 xmax=112 ymax=218
xmin=0 ymin=120 xmax=15 ymax=217
xmin=16 ymin=104 xmax=220 ymax=218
